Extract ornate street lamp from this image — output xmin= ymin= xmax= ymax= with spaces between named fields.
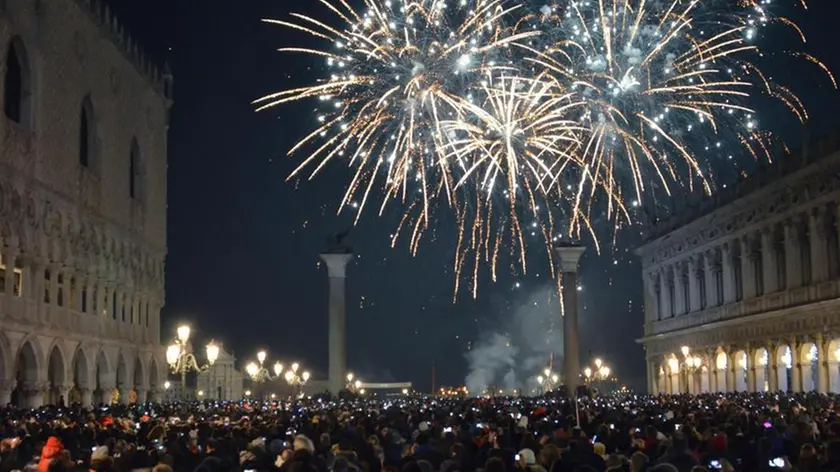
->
xmin=166 ymin=325 xmax=219 ymax=400
xmin=283 ymin=362 xmax=310 ymax=396
xmin=676 ymin=346 xmax=703 ymax=393
xmin=583 ymin=357 xmax=614 ymax=392
xmin=346 ymin=373 xmax=363 ymax=393
xmin=245 ymin=350 xmax=284 ymax=384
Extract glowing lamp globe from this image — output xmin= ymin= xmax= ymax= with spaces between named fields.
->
xmin=302 ymin=371 xmax=310 ymax=382
xmin=551 ymin=375 xmax=558 ymax=383
xmin=177 ymin=325 xmax=191 ymax=343
xmin=246 ymin=362 xmax=259 ymax=377
xmin=166 ymin=344 xmax=181 ymax=365
xmin=595 ymin=358 xmax=602 ymax=368
xmin=291 ymin=362 xmax=300 ymax=373
xmin=346 ymin=373 xmax=354 ymax=382
xmin=537 ymin=375 xmax=544 ymax=384
xmin=273 ymin=362 xmax=283 ymax=377
xmin=354 ymin=380 xmax=361 ymax=389
xmin=584 ymin=367 xmax=592 ymax=378
xmin=206 ymin=341 xmax=220 ymax=364
xmin=164 ymin=381 xmax=171 ymax=389
xmin=257 ymin=351 xmax=267 ymax=364
xmin=284 ymin=370 xmax=294 ymax=382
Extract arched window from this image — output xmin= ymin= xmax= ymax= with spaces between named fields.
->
xmin=3 ymin=37 xmax=32 ymax=126
xmin=79 ymin=96 xmax=95 ymax=168
xmin=129 ymin=138 xmax=143 ymax=201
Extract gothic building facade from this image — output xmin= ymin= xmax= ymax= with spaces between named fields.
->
xmin=0 ymin=0 xmax=171 ymax=406
xmin=638 ymin=136 xmax=840 ymax=395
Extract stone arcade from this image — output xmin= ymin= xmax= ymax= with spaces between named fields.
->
xmin=0 ymin=0 xmax=171 ymax=406
xmin=638 ymin=136 xmax=840 ymax=395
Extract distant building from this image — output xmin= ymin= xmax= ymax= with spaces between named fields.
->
xmin=637 ymin=136 xmax=840 ymax=394
xmin=0 ymin=0 xmax=172 ymax=407
xmin=196 ymin=347 xmax=244 ymax=401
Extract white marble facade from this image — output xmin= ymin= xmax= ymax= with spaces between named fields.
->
xmin=196 ymin=347 xmax=244 ymax=401
xmin=638 ymin=141 xmax=840 ymax=395
xmin=0 ymin=0 xmax=172 ymax=407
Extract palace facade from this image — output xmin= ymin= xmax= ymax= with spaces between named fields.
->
xmin=638 ymin=136 xmax=840 ymax=394
xmin=0 ymin=0 xmax=171 ymax=406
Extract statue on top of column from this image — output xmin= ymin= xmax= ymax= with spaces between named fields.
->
xmin=326 ymin=229 xmax=352 ymax=254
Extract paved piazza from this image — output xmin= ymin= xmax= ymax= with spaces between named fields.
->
xmin=638 ymin=138 xmax=840 ymax=394
xmin=0 ymin=0 xmax=171 ymax=406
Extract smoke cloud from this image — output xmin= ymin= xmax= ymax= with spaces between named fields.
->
xmin=464 ymin=283 xmax=566 ymax=394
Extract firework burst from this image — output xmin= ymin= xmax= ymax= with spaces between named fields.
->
xmin=259 ymin=0 xmax=834 ymax=297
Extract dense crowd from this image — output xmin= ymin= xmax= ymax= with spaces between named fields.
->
xmin=1 ymin=392 xmax=838 ymax=472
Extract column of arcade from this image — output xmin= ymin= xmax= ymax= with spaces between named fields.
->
xmin=644 ymin=203 xmax=840 ymax=325
xmin=650 ymin=333 xmax=840 ymax=395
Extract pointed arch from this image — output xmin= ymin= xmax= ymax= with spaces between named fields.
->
xmin=3 ymin=36 xmax=32 ymax=128
xmin=148 ymin=357 xmax=160 ymax=390
xmin=79 ymin=95 xmax=96 ymax=168
xmin=133 ymin=355 xmax=145 ymax=389
xmin=13 ymin=340 xmax=40 ymax=406
xmin=46 ymin=345 xmax=66 ymax=405
xmin=116 ymin=352 xmax=128 ymax=389
xmin=72 ymin=347 xmax=90 ymax=390
xmin=129 ymin=138 xmax=144 ymax=202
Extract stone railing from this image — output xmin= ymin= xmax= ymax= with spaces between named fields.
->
xmin=0 ymin=293 xmax=154 ymax=344
xmin=650 ymin=279 xmax=840 ymax=335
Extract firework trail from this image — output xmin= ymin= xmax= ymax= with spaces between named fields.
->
xmin=258 ymin=0 xmax=834 ymax=297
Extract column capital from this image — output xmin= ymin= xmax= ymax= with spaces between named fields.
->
xmin=553 ymin=245 xmax=585 ymax=273
xmin=22 ymin=381 xmax=49 ymax=394
xmin=319 ymin=252 xmax=353 ymax=278
xmin=0 ymin=379 xmax=16 ymax=394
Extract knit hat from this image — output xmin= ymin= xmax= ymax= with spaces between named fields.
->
xmin=91 ymin=446 xmax=109 ymax=461
xmin=518 ymin=449 xmax=536 ymax=465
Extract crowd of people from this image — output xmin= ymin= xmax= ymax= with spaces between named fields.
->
xmin=0 ymin=392 xmax=837 ymax=472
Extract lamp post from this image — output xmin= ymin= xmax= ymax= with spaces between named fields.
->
xmin=283 ymin=362 xmax=310 ymax=397
xmin=536 ymin=368 xmax=559 ymax=394
xmin=346 ymin=373 xmax=363 ymax=393
xmin=166 ymin=325 xmax=219 ymax=400
xmin=583 ymin=358 xmax=613 ymax=393
xmin=246 ymin=351 xmax=284 ymax=384
xmin=676 ymin=346 xmax=703 ymax=393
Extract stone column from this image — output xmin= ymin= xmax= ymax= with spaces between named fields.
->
xmin=706 ymin=349 xmax=718 ymax=392
xmin=687 ymin=257 xmax=700 ymax=313
xmin=643 ymin=272 xmax=658 ymax=325
xmin=768 ymin=343 xmax=780 ymax=392
xmin=29 ymin=259 xmax=44 ymax=302
xmin=4 ymin=246 xmax=18 ymax=296
xmin=49 ymin=263 xmax=61 ymax=306
xmin=0 ymin=380 xmax=15 ymax=405
xmin=704 ymin=251 xmax=717 ymax=307
xmin=136 ymin=388 xmax=148 ymax=404
xmin=658 ymin=268 xmax=670 ymax=319
xmin=726 ymin=355 xmax=736 ymax=393
xmin=555 ymin=245 xmax=586 ymax=390
xmin=722 ymin=243 xmax=736 ymax=303
xmin=647 ymin=359 xmax=658 ymax=395
xmin=784 ymin=220 xmax=803 ymax=288
xmin=320 ymin=251 xmax=354 ymax=395
xmin=741 ymin=236 xmax=756 ymax=299
xmin=791 ymin=339 xmax=803 ymax=392
xmin=817 ymin=334 xmax=830 ymax=394
xmin=79 ymin=387 xmax=93 ymax=406
xmin=761 ymin=228 xmax=779 ymax=293
xmin=746 ymin=347 xmax=757 ymax=392
xmin=55 ymin=384 xmax=72 ymax=406
xmin=23 ymin=382 xmax=48 ymax=408
xmin=674 ymin=263 xmax=686 ymax=315
xmin=809 ymin=207 xmax=829 ymax=283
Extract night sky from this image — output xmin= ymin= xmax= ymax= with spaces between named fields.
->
xmin=105 ymin=0 xmax=840 ymax=392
